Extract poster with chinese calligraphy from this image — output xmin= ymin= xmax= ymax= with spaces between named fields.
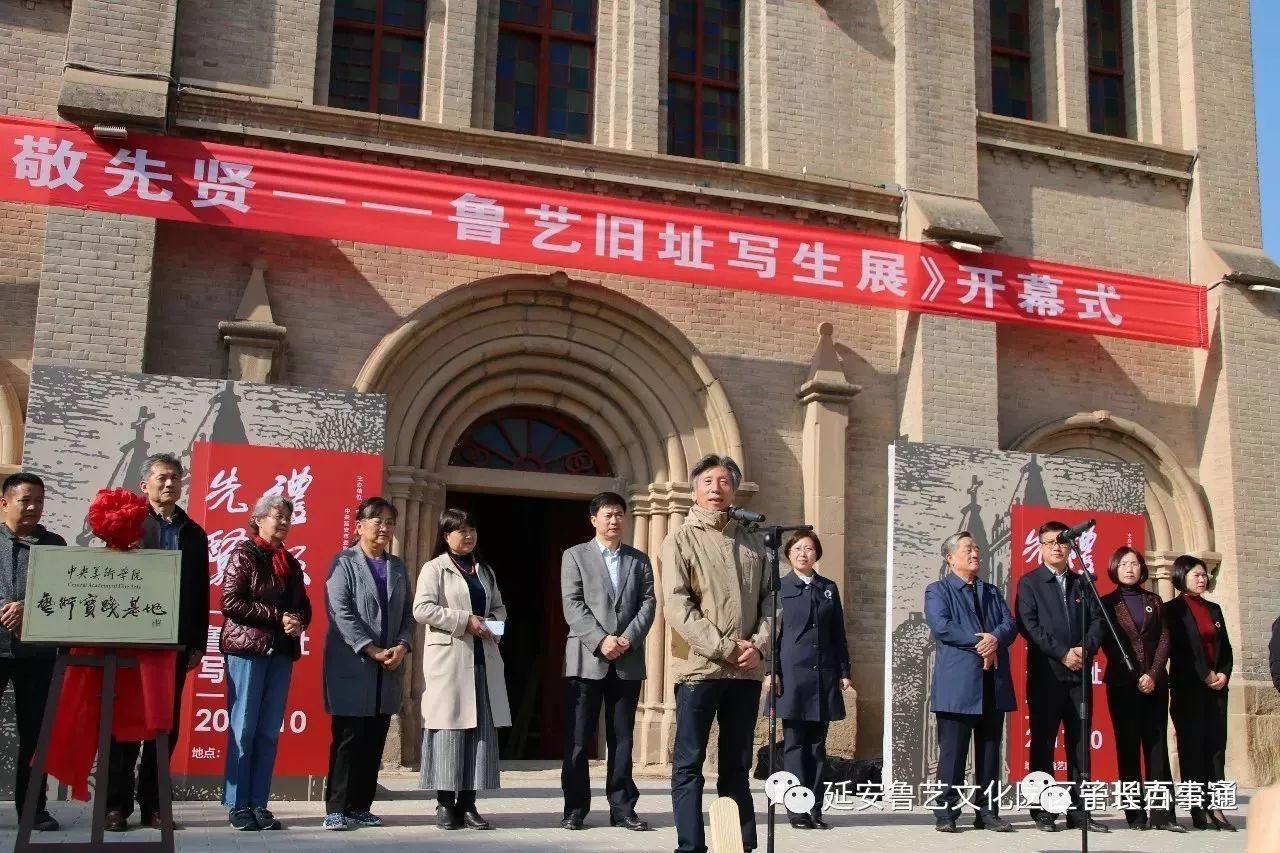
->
xmin=20 ymin=365 xmax=386 ymax=798
xmin=1005 ymin=506 xmax=1145 ymax=785
xmin=22 ymin=547 xmax=181 ymax=645
xmin=0 ymin=114 xmax=1207 ymax=348
xmin=883 ymin=441 xmax=1144 ymax=790
xmin=171 ymin=441 xmax=382 ymax=782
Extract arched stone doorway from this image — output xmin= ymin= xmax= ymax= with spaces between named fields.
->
xmin=1010 ymin=411 xmax=1218 ymax=599
xmin=354 ymin=272 xmax=747 ymax=767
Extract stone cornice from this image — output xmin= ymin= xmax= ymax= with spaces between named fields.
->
xmin=171 ymin=89 xmax=902 ymax=232
xmin=977 ymin=112 xmax=1195 ymax=189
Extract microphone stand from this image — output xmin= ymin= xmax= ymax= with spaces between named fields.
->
xmin=1069 ymin=534 xmax=1134 ymax=853
xmin=754 ymin=521 xmax=813 ymax=853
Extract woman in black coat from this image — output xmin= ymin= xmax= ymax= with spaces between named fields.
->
xmin=771 ymin=532 xmax=850 ymax=830
xmin=1165 ymin=555 xmax=1235 ymax=832
xmin=1098 ymin=548 xmax=1183 ymax=832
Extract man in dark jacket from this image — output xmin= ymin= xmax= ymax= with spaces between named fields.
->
xmin=0 ymin=472 xmax=65 ymax=832
xmin=1015 ymin=520 xmax=1107 ymax=833
xmin=105 ymin=453 xmax=210 ymax=831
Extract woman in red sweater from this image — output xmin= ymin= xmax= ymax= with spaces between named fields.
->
xmin=1165 ymin=555 xmax=1234 ymax=831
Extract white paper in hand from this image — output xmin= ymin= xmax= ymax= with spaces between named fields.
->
xmin=484 ymin=619 xmax=505 ymax=637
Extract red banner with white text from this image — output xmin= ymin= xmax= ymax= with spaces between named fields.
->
xmin=172 ymin=441 xmax=382 ymax=779
xmin=1 ymin=115 xmax=1207 ymax=347
xmin=1006 ymin=507 xmax=1147 ymax=785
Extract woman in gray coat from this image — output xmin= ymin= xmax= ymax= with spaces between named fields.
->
xmin=321 ymin=498 xmax=414 ymax=831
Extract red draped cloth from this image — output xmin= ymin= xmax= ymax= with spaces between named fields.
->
xmin=45 ymin=648 xmax=177 ymax=801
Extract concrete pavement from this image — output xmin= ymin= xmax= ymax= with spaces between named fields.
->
xmin=2 ymin=769 xmax=1251 ymax=852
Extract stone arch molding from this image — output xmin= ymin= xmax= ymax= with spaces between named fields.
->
xmin=1011 ymin=411 xmax=1217 ymax=599
xmin=0 ymin=375 xmax=23 ymax=473
xmin=354 ymin=272 xmax=746 ymax=766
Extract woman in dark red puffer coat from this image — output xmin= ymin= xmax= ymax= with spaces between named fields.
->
xmin=219 ymin=495 xmax=311 ymax=832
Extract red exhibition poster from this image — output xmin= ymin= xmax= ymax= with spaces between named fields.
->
xmin=172 ymin=441 xmax=382 ymax=780
xmin=1006 ymin=506 xmax=1147 ymax=785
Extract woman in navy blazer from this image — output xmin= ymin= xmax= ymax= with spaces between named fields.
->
xmin=771 ymin=532 xmax=850 ymax=830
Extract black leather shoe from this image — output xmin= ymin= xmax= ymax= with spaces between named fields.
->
xmin=32 ymin=811 xmax=60 ymax=832
xmin=789 ymin=814 xmax=814 ymax=829
xmin=1190 ymin=808 xmax=1213 ymax=830
xmin=610 ymin=813 xmax=649 ymax=831
xmin=935 ymin=821 xmax=959 ymax=833
xmin=979 ymin=815 xmax=1014 ymax=832
xmin=1126 ymin=817 xmax=1149 ymax=830
xmin=1152 ymin=821 xmax=1189 ymax=833
xmin=809 ymin=812 xmax=830 ymax=829
xmin=1067 ymin=814 xmax=1110 ymax=833
xmin=436 ymin=805 xmax=462 ymax=830
xmin=461 ymin=808 xmax=492 ymax=830
xmin=1035 ymin=817 xmax=1058 ymax=832
xmin=560 ymin=816 xmax=584 ymax=830
xmin=1209 ymin=811 xmax=1237 ymax=832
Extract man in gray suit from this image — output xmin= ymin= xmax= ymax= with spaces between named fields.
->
xmin=559 ymin=491 xmax=656 ymax=831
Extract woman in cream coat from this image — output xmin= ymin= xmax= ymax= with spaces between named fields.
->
xmin=413 ymin=507 xmax=510 ymax=831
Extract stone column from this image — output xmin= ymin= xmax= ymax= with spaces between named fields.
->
xmin=893 ymin=0 xmax=1002 ymax=451
xmin=796 ymin=323 xmax=860 ymax=609
xmin=1178 ymin=0 xmax=1280 ymax=787
xmin=423 ymin=0 xmax=479 ymax=126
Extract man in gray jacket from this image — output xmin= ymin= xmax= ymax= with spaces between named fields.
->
xmin=0 ymin=472 xmax=65 ymax=832
xmin=559 ymin=491 xmax=655 ymax=831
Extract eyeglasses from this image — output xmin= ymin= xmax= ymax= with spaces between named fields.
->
xmin=362 ymin=517 xmax=397 ymax=528
xmin=1039 ymin=540 xmax=1067 ymax=548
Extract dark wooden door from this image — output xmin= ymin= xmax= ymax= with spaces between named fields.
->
xmin=446 ymin=491 xmax=588 ymax=760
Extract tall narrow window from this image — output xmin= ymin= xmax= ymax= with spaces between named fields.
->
xmin=666 ymin=0 xmax=742 ymax=163
xmin=494 ymin=0 xmax=596 ymax=142
xmin=1086 ymin=0 xmax=1127 ymax=136
xmin=328 ymin=0 xmax=426 ymax=118
xmin=990 ymin=0 xmax=1032 ymax=119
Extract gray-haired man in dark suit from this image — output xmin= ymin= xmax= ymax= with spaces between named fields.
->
xmin=559 ymin=491 xmax=656 ymax=831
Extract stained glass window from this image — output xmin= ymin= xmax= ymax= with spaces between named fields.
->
xmin=990 ymin=0 xmax=1032 ymax=120
xmin=666 ymin=0 xmax=741 ymax=162
xmin=495 ymin=0 xmax=596 ymax=142
xmin=1086 ymin=0 xmax=1127 ymax=137
xmin=329 ymin=0 xmax=426 ymax=119
xmin=449 ymin=407 xmax=613 ymax=476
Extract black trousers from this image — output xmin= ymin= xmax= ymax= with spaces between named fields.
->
xmin=325 ymin=714 xmax=392 ymax=814
xmin=561 ymin=669 xmax=642 ymax=820
xmin=105 ymin=656 xmax=187 ymax=819
xmin=671 ymin=679 xmax=762 ymax=853
xmin=1028 ymin=677 xmax=1089 ymax=820
xmin=1106 ymin=682 xmax=1173 ymax=821
xmin=1170 ymin=685 xmax=1227 ymax=810
xmin=437 ymin=789 xmax=477 ymax=809
xmin=0 ymin=656 xmax=54 ymax=817
xmin=934 ymin=708 xmax=1003 ymax=823
xmin=781 ymin=719 xmax=828 ymax=817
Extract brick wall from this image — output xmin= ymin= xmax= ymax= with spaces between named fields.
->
xmin=32 ymin=210 xmax=156 ymax=371
xmin=0 ymin=1 xmax=70 ymax=405
xmin=175 ymin=0 xmax=320 ymax=103
xmin=65 ymin=0 xmax=173 ymax=72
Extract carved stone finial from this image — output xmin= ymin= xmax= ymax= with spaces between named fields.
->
xmin=219 ymin=258 xmax=287 ymax=383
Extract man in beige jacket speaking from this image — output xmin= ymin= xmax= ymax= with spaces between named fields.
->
xmin=664 ymin=454 xmax=772 ymax=853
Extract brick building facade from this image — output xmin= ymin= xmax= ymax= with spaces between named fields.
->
xmin=1 ymin=0 xmax=1278 ymax=785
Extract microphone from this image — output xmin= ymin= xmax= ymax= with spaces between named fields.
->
xmin=1056 ymin=519 xmax=1096 ymax=545
xmin=727 ymin=506 xmax=766 ymax=524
